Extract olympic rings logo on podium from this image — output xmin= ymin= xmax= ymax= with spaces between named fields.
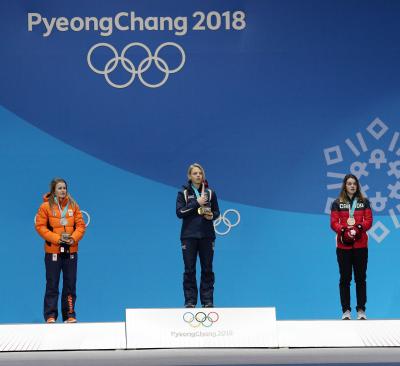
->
xmin=183 ymin=311 xmax=219 ymax=328
xmin=214 ymin=209 xmax=240 ymax=236
xmin=87 ymin=42 xmax=186 ymax=89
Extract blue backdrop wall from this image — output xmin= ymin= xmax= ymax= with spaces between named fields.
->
xmin=1 ymin=0 xmax=400 ymax=323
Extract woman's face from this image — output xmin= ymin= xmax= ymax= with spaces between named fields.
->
xmin=54 ymin=182 xmax=67 ymax=200
xmin=345 ymin=178 xmax=357 ymax=196
xmin=189 ymin=167 xmax=203 ymax=185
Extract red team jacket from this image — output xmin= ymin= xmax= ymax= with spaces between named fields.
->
xmin=330 ymin=198 xmax=373 ymax=249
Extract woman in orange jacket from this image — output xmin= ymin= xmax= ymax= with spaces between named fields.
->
xmin=35 ymin=178 xmax=86 ymax=323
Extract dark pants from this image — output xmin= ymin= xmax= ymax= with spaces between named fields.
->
xmin=336 ymin=247 xmax=368 ymax=312
xmin=181 ymin=238 xmax=215 ymax=306
xmin=44 ymin=253 xmax=77 ymax=321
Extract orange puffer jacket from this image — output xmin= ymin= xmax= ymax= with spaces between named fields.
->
xmin=35 ymin=193 xmax=86 ymax=254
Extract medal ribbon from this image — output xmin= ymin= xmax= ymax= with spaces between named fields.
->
xmin=191 ymin=184 xmax=203 ymax=199
xmin=55 ymin=197 xmax=69 ymax=221
xmin=349 ymin=199 xmax=357 ymax=219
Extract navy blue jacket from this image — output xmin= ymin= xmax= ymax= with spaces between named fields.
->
xmin=176 ymin=183 xmax=220 ymax=240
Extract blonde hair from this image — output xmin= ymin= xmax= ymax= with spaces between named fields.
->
xmin=187 ymin=163 xmax=206 ymax=181
xmin=48 ymin=177 xmax=77 ymax=209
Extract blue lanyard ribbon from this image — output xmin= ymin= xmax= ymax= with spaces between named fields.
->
xmin=349 ymin=199 xmax=357 ymax=218
xmin=55 ymin=197 xmax=68 ymax=219
xmin=191 ymin=184 xmax=202 ymax=199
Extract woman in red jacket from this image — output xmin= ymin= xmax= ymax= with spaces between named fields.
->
xmin=35 ymin=178 xmax=86 ymax=323
xmin=330 ymin=174 xmax=373 ymax=320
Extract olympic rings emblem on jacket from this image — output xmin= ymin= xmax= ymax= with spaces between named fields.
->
xmin=183 ymin=311 xmax=219 ymax=328
xmin=214 ymin=209 xmax=241 ymax=236
xmin=87 ymin=42 xmax=186 ymax=89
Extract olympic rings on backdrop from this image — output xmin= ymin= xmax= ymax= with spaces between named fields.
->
xmin=33 ymin=210 xmax=91 ymax=227
xmin=183 ymin=311 xmax=219 ymax=328
xmin=87 ymin=42 xmax=186 ymax=88
xmin=80 ymin=210 xmax=91 ymax=227
xmin=213 ymin=209 xmax=241 ymax=236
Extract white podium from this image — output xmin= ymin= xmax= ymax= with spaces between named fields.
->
xmin=125 ymin=307 xmax=278 ymax=349
xmin=277 ymin=320 xmax=400 ymax=347
xmin=0 ymin=322 xmax=126 ymax=351
xmin=1 ymin=309 xmax=400 ymax=352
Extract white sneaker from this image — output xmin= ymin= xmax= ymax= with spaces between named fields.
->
xmin=342 ymin=310 xmax=351 ymax=320
xmin=64 ymin=317 xmax=77 ymax=323
xmin=357 ymin=310 xmax=367 ymax=320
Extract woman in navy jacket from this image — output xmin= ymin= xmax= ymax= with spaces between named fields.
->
xmin=176 ymin=163 xmax=220 ymax=308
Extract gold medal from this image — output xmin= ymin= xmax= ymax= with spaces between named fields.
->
xmin=198 ymin=207 xmax=212 ymax=215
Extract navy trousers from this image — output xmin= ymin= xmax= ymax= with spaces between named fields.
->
xmin=181 ymin=238 xmax=215 ymax=306
xmin=44 ymin=253 xmax=77 ymax=321
xmin=336 ymin=247 xmax=368 ymax=312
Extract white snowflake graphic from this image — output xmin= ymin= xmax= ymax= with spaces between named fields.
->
xmin=323 ymin=118 xmax=400 ymax=244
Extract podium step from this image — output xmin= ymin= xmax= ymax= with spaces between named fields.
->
xmin=0 ymin=309 xmax=400 ymax=351
xmin=0 ymin=322 xmax=125 ymax=351
xmin=277 ymin=320 xmax=400 ymax=347
xmin=126 ymin=307 xmax=277 ymax=348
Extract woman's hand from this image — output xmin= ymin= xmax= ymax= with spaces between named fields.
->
xmin=197 ymin=195 xmax=208 ymax=206
xmin=58 ymin=236 xmax=75 ymax=245
xmin=66 ymin=237 xmax=75 ymax=245
xmin=204 ymin=212 xmax=213 ymax=221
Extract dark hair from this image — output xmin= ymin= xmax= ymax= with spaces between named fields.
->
xmin=339 ymin=174 xmax=365 ymax=203
xmin=48 ymin=177 xmax=77 ymax=209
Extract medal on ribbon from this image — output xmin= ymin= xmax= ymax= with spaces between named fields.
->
xmin=55 ymin=197 xmax=69 ymax=227
xmin=192 ymin=183 xmax=211 ymax=216
xmin=347 ymin=199 xmax=357 ymax=226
